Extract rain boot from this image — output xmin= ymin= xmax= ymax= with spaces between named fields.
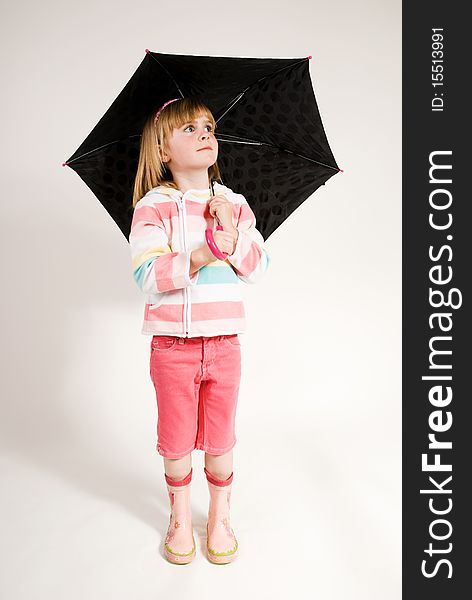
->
xmin=163 ymin=468 xmax=196 ymax=564
xmin=204 ymin=467 xmax=238 ymax=564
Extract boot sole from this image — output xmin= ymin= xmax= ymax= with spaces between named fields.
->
xmin=164 ymin=535 xmax=196 ymax=564
xmin=164 ymin=545 xmax=196 ymax=564
xmin=206 ymin=539 xmax=238 ymax=564
xmin=206 ymin=548 xmax=238 ymax=564
xmin=164 ymin=548 xmax=196 ymax=564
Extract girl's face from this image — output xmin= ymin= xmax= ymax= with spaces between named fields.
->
xmin=161 ymin=113 xmax=218 ymax=173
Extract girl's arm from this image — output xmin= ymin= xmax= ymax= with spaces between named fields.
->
xmin=190 ymin=246 xmax=214 ymax=275
xmin=226 ymin=194 xmax=271 ymax=284
xmin=129 ymin=200 xmax=209 ymax=294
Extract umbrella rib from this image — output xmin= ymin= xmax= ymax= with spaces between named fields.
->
xmin=147 ymin=53 xmax=186 ymax=99
xmin=66 ymin=135 xmax=142 ymax=164
xmin=216 ymin=134 xmax=339 ymax=171
xmin=215 ymin=57 xmax=308 ymax=124
xmin=216 ymin=92 xmax=247 ymax=123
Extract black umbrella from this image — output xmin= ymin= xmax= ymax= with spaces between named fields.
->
xmin=63 ymin=50 xmax=341 ymax=241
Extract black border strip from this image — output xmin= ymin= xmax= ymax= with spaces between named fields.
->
xmin=403 ymin=2 xmax=470 ymax=597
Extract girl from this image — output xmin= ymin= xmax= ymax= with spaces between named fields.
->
xmin=129 ymin=96 xmax=270 ymax=564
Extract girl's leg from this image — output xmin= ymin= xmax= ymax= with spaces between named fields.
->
xmin=204 ymin=449 xmax=233 ymax=479
xmin=162 ymin=452 xmax=195 ymax=564
xmin=164 ymin=453 xmax=192 ymax=480
xmin=204 ymin=449 xmax=238 ymax=564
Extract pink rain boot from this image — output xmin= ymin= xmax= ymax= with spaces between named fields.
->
xmin=204 ymin=467 xmax=238 ymax=564
xmin=163 ymin=468 xmax=196 ymax=564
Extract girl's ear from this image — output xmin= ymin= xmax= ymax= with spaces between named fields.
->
xmin=157 ymin=145 xmax=169 ymax=163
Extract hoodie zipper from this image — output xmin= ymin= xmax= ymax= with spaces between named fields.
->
xmin=179 ymin=194 xmax=191 ymax=337
xmin=177 ymin=184 xmax=218 ymax=337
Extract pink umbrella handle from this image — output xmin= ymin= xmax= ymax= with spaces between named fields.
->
xmin=205 ymin=224 xmax=228 ymax=260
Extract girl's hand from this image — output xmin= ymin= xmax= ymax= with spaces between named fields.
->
xmin=213 ymin=229 xmax=236 ymax=255
xmin=201 ymin=229 xmax=237 ymax=261
xmin=208 ymin=195 xmax=234 ymax=229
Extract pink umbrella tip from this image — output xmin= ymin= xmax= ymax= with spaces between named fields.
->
xmin=145 ymin=48 xmax=150 ymax=54
xmin=62 ymin=162 xmax=68 ymax=167
xmin=339 ymin=168 xmax=344 ymax=172
xmin=307 ymin=55 xmax=312 ymax=60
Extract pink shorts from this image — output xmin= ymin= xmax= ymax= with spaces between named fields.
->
xmin=149 ymin=334 xmax=242 ymax=459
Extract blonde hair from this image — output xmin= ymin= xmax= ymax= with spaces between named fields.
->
xmin=132 ymin=97 xmax=222 ymax=208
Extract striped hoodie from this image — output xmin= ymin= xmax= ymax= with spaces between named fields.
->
xmin=129 ymin=181 xmax=271 ymax=337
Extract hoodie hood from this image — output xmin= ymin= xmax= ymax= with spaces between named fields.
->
xmin=150 ymin=181 xmax=230 ymax=201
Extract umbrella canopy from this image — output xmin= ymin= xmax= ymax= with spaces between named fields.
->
xmin=64 ymin=51 xmax=341 ymax=241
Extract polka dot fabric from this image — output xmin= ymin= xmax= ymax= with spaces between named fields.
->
xmin=65 ymin=52 xmax=340 ymax=241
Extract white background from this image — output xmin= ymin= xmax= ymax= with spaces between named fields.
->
xmin=1 ymin=0 xmax=401 ymax=598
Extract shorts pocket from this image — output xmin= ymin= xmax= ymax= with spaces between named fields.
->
xmin=222 ymin=334 xmax=241 ymax=347
xmin=151 ymin=335 xmax=178 ymax=353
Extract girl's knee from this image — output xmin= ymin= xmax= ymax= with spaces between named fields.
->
xmin=163 ymin=453 xmax=192 ymax=479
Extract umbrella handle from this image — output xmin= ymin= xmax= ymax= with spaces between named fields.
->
xmin=205 ymin=225 xmax=228 ymax=260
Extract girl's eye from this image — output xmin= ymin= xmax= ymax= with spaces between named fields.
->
xmin=183 ymin=124 xmax=213 ymax=132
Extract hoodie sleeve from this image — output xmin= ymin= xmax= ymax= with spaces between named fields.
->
xmin=129 ymin=199 xmax=194 ymax=294
xmin=226 ymin=192 xmax=271 ymax=284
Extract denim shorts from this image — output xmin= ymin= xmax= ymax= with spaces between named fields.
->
xmin=149 ymin=334 xmax=241 ymax=459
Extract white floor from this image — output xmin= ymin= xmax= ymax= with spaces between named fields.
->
xmin=1 ymin=414 xmax=400 ymax=600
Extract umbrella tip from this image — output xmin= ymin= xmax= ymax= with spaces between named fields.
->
xmin=307 ymin=55 xmax=312 ymax=60
xmin=62 ymin=161 xmax=69 ymax=167
xmin=339 ymin=168 xmax=344 ymax=172
xmin=145 ymin=48 xmax=150 ymax=54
